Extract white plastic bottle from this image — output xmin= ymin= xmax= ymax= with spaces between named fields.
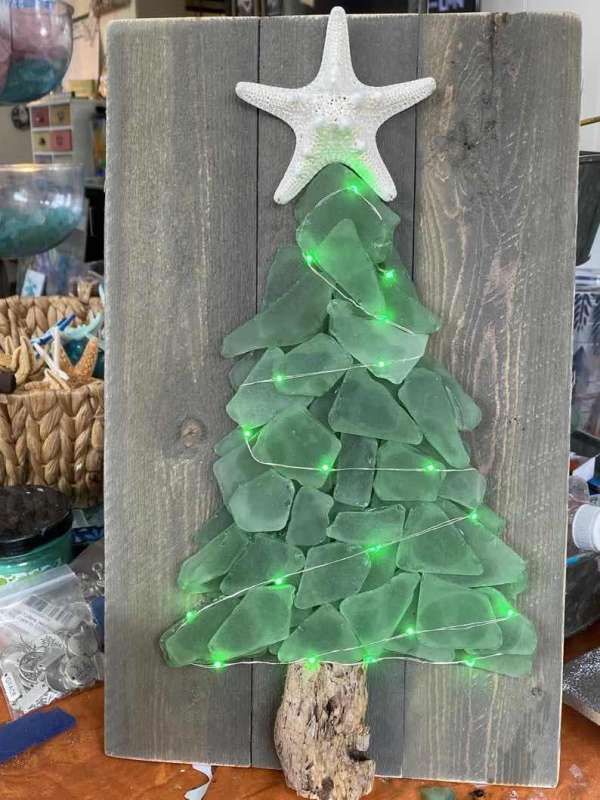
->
xmin=569 ymin=475 xmax=600 ymax=552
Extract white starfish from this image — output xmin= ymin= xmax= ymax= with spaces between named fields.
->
xmin=236 ymin=6 xmax=435 ymax=205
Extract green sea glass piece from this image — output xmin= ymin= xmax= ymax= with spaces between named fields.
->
xmin=374 ymin=442 xmax=443 ymax=502
xmin=295 ymin=542 xmax=370 ymax=608
xmin=286 ymin=486 xmax=333 ymax=546
xmin=209 ymin=585 xmax=295 ymax=659
xmin=421 ymin=356 xmax=482 ymax=431
xmin=229 ymin=351 xmax=261 ymax=390
xmin=192 ymin=506 xmax=233 ymax=545
xmin=474 ymin=587 xmax=537 ymax=656
xmin=379 ymin=269 xmax=440 ymax=334
xmin=439 ymin=504 xmax=526 ymax=587
xmin=340 ymin=573 xmax=420 ymax=656
xmin=226 ymin=348 xmax=312 ymax=428
xmin=213 ymin=441 xmax=267 ymax=505
xmin=295 ymin=164 xmax=399 ymax=264
xmin=178 ymin=525 xmax=249 ymax=592
xmin=228 ymin=469 xmax=295 ymax=532
xmin=309 ymin=387 xmax=338 ymax=427
xmin=398 ymin=368 xmax=470 ymax=468
xmin=222 ymin=249 xmax=330 ymax=356
xmin=262 ymin=246 xmax=306 ymax=308
xmin=333 ymin=434 xmax=377 ymax=508
xmin=328 ymin=299 xmax=428 ymax=385
xmin=329 ymin=369 xmax=421 ymax=443
xmin=214 ymin=428 xmax=245 ymax=457
xmin=417 ymin=575 xmax=502 ymax=650
xmin=327 ymin=504 xmax=405 ymax=547
xmin=384 ymin=591 xmax=455 ymax=662
xmin=439 ymin=468 xmax=487 ymax=509
xmin=360 ymin=546 xmax=397 ymax=591
xmin=252 ymin=407 xmax=342 ymax=488
xmin=278 ymin=603 xmax=362 ymax=664
xmin=161 ymin=597 xmax=239 ymax=666
xmin=313 ymin=219 xmax=386 ymax=316
xmin=220 ymin=534 xmax=304 ymax=594
xmin=420 ymin=787 xmax=457 ymax=800
xmin=475 ymin=504 xmax=506 ymax=534
xmin=277 ymin=333 xmax=352 ymax=396
xmin=396 ymin=504 xmax=483 ymax=575
xmin=466 ymin=653 xmax=534 ymax=677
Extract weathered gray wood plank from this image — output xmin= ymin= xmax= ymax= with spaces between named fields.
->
xmin=403 ymin=12 xmax=580 ymax=787
xmin=104 ymin=18 xmax=259 ymax=764
xmin=251 ymin=13 xmax=420 ymax=775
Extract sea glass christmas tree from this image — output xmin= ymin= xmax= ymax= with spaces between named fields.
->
xmin=161 ymin=159 xmax=536 ymax=678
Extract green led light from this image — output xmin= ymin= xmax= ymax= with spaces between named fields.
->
xmin=319 ymin=462 xmax=332 ymax=474
xmin=303 ymin=252 xmax=316 ymax=267
xmin=242 ymin=427 xmax=253 ymax=440
xmin=423 ymin=461 xmax=438 ymax=474
xmin=468 ymin=509 xmax=479 ymax=521
xmin=273 ymin=372 xmax=285 ymax=384
xmin=505 ymin=608 xmax=516 ymax=618
xmin=185 ymin=610 xmax=197 ymax=623
xmin=464 ymin=657 xmax=476 ymax=668
xmin=363 ymin=654 xmax=377 ymax=665
xmin=305 ymin=656 xmax=320 ymax=671
xmin=348 ymin=183 xmax=361 ymax=195
xmin=377 ymin=311 xmax=392 ymax=323
xmin=212 ymin=659 xmax=225 ymax=670
xmin=381 ymin=268 xmax=398 ymax=286
xmin=405 ymin=626 xmax=415 ymax=636
xmin=377 ymin=360 xmax=387 ymax=368
xmin=367 ymin=544 xmax=383 ymax=554
xmin=273 ymin=577 xmax=284 ymax=586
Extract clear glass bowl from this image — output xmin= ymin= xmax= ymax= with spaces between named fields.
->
xmin=0 ymin=1 xmax=73 ymax=105
xmin=0 ymin=163 xmax=84 ymax=259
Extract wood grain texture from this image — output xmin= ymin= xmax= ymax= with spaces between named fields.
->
xmin=252 ymin=13 xmax=419 ymax=774
xmin=104 ymin=18 xmax=259 ymax=764
xmin=403 ymin=12 xmax=581 ymax=787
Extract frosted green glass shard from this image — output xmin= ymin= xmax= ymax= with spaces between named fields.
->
xmin=327 ymin=504 xmax=405 ymax=547
xmin=277 ymin=333 xmax=352 ymax=397
xmin=379 ymin=271 xmax=440 ymax=334
xmin=313 ymin=219 xmax=386 ymax=316
xmin=474 ymin=587 xmax=537 ymax=656
xmin=464 ymin=653 xmax=534 ymax=677
xmin=286 ymin=486 xmax=333 ymax=546
xmin=209 ymin=585 xmax=295 ymax=659
xmin=295 ymin=164 xmax=399 ymax=264
xmin=360 ymin=547 xmax=397 ymax=592
xmin=192 ymin=506 xmax=233 ymax=546
xmin=398 ymin=368 xmax=470 ymax=468
xmin=178 ymin=525 xmax=249 ymax=592
xmin=396 ymin=504 xmax=483 ymax=576
xmin=374 ymin=442 xmax=443 ymax=502
xmin=328 ymin=299 xmax=427 ymax=384
xmin=333 ymin=434 xmax=377 ymax=508
xmin=439 ymin=508 xmax=526 ymax=587
xmin=228 ymin=470 xmax=295 ymax=532
xmin=278 ymin=603 xmax=363 ymax=664
xmin=213 ymin=441 xmax=267 ymax=505
xmin=475 ymin=504 xmax=506 ymax=535
xmin=220 ymin=534 xmax=304 ymax=594
xmin=226 ymin=348 xmax=312 ymax=428
xmin=160 ymin=597 xmax=239 ymax=667
xmin=252 ymin=407 xmax=342 ymax=488
xmin=417 ymin=575 xmax=502 ymax=650
xmin=214 ymin=428 xmax=245 ymax=457
xmin=222 ymin=256 xmax=331 ymax=357
xmin=340 ymin=573 xmax=420 ymax=656
xmin=498 ymin=570 xmax=528 ymax=601
xmin=329 ymin=369 xmax=421 ymax=443
xmin=382 ymin=249 xmax=418 ymax=299
xmin=295 ymin=542 xmax=370 ymax=609
xmin=439 ymin=468 xmax=486 ymax=509
xmin=309 ymin=387 xmax=338 ymax=427
xmin=229 ymin=352 xmax=262 ymax=391
xmin=419 ymin=787 xmax=457 ymax=800
xmin=384 ymin=590 xmax=455 ymax=662
xmin=420 ymin=356 xmax=482 ymax=431
xmin=262 ymin=245 xmax=306 ymax=309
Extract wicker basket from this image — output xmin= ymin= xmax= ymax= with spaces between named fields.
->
xmin=0 ymin=296 xmax=104 ymax=507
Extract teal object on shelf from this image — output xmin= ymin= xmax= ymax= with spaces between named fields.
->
xmin=0 ymin=207 xmax=81 ymax=259
xmin=0 ymin=57 xmax=66 ymax=104
xmin=0 ymin=486 xmax=73 ymax=588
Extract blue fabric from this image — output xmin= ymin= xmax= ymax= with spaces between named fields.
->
xmin=0 ymin=708 xmax=75 ymax=763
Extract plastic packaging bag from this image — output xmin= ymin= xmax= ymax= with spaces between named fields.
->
xmin=0 ymin=565 xmax=102 ymax=718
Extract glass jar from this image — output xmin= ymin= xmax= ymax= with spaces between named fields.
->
xmin=0 ymin=486 xmax=73 ymax=587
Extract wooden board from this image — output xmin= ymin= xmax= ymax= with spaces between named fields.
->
xmin=104 ymin=11 xmax=580 ymax=784
xmin=403 ymin=12 xmax=581 ymax=788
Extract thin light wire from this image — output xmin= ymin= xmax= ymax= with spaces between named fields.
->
xmin=243 ymin=436 xmax=477 ymax=475
xmin=192 ymin=652 xmax=504 ymax=670
xmin=189 ymin=616 xmax=512 ymax=670
xmin=239 ymin=355 xmax=422 ymax=388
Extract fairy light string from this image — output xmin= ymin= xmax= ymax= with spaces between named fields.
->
xmin=173 ymin=182 xmax=527 ymax=676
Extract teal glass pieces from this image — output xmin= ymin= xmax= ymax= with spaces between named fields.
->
xmin=161 ymin=163 xmax=535 ymax=676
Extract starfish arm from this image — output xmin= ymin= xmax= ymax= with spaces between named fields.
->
xmin=352 ymin=140 xmax=397 ymax=202
xmin=373 ymin=77 xmax=436 ymax=123
xmin=273 ymin=145 xmax=328 ymax=205
xmin=313 ymin=6 xmax=360 ymax=89
xmin=235 ymin=82 xmax=304 ymax=124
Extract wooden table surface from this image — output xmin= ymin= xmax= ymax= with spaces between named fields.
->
xmin=2 ymin=624 xmax=599 ymax=800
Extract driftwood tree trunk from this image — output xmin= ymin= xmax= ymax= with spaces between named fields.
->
xmin=275 ymin=663 xmax=376 ymax=800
